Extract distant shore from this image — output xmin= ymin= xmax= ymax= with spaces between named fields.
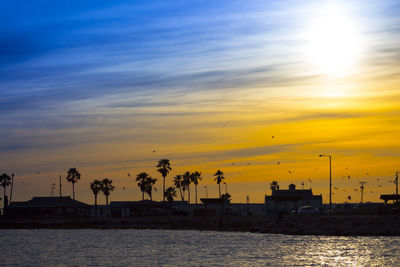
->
xmin=1 ymin=215 xmax=400 ymax=236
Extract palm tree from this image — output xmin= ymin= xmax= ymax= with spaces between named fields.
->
xmin=90 ymin=180 xmax=102 ymax=206
xmin=136 ymin=172 xmax=150 ymax=200
xmin=214 ymin=170 xmax=225 ymax=198
xmin=66 ymin=168 xmax=81 ymax=200
xmin=183 ymin=171 xmax=191 ymax=203
xmin=165 ymin=186 xmax=177 ymax=203
xmin=157 ymin=159 xmax=172 ymax=203
xmin=221 ymin=193 xmax=232 ymax=201
xmin=270 ymin=181 xmax=279 ymax=191
xmin=190 ymin=171 xmax=202 ymax=204
xmin=101 ymin=178 xmax=115 ymax=206
xmin=0 ymin=173 xmax=11 ymax=209
xmin=173 ymin=175 xmax=184 ymax=201
xmin=145 ymin=177 xmax=157 ymax=201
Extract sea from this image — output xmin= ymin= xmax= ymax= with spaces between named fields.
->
xmin=1 ymin=229 xmax=399 ymax=266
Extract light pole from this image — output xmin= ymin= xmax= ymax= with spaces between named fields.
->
xmin=319 ymin=154 xmax=332 ymax=210
xmin=204 ymin=186 xmax=208 ymax=198
xmin=223 ymin=182 xmax=227 ymax=194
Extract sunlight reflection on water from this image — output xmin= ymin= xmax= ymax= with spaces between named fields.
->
xmin=1 ymin=229 xmax=399 ymax=266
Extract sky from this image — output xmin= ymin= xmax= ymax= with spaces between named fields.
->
xmin=1 ymin=0 xmax=400 ymax=204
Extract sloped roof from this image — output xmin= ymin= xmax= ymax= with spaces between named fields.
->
xmin=8 ymin=196 xmax=89 ymax=208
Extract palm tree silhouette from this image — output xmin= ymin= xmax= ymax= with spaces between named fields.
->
xmin=90 ymin=179 xmax=102 ymax=216
xmin=136 ymin=172 xmax=150 ymax=201
xmin=157 ymin=159 xmax=172 ymax=203
xmin=214 ymin=170 xmax=225 ymax=198
xmin=101 ymin=178 xmax=115 ymax=206
xmin=90 ymin=180 xmax=102 ymax=205
xmin=0 ymin=173 xmax=11 ymax=209
xmin=183 ymin=171 xmax=191 ymax=203
xmin=145 ymin=177 xmax=157 ymax=201
xmin=221 ymin=193 xmax=232 ymax=201
xmin=190 ymin=171 xmax=202 ymax=204
xmin=165 ymin=186 xmax=177 ymax=203
xmin=66 ymin=168 xmax=81 ymax=200
xmin=270 ymin=181 xmax=279 ymax=191
xmin=173 ymin=175 xmax=184 ymax=201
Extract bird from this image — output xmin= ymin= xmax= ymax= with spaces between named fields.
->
xmin=366 ymin=173 xmax=369 ymax=175
xmin=348 ymin=196 xmax=351 ymax=200
xmin=277 ymin=161 xmax=280 ymax=165
xmin=288 ymin=170 xmax=292 ymax=174
xmin=315 ymin=167 xmax=319 ymax=170
xmin=334 ymin=186 xmax=339 ymax=190
xmin=370 ymin=191 xmax=374 ymax=193
xmin=123 ymin=187 xmax=126 ymax=190
xmin=378 ymin=185 xmax=382 ymax=188
xmin=354 ymin=189 xmax=358 ymax=192
xmin=153 ymin=150 xmax=156 ymax=153
xmin=127 ymin=173 xmax=131 ymax=177
xmin=272 ymin=136 xmax=275 ymax=138
xmin=231 ymin=163 xmax=235 ymax=165
xmin=377 ymin=178 xmax=380 ymax=181
xmin=345 ymin=167 xmax=348 ymax=170
xmin=348 ymin=175 xmax=351 ymax=179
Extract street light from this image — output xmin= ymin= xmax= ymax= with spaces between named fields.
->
xmin=319 ymin=154 xmax=332 ymax=210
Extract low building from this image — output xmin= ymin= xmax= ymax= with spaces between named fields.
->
xmin=6 ymin=196 xmax=90 ymax=218
xmin=265 ymin=184 xmax=322 ymax=214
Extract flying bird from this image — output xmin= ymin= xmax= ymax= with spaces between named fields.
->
xmin=288 ymin=170 xmax=292 ymax=174
xmin=370 ymin=191 xmax=374 ymax=193
xmin=354 ymin=189 xmax=358 ymax=192
xmin=127 ymin=173 xmax=131 ymax=177
xmin=334 ymin=186 xmax=339 ymax=190
xmin=272 ymin=136 xmax=275 ymax=138
xmin=123 ymin=187 xmax=126 ymax=190
xmin=153 ymin=150 xmax=156 ymax=153
xmin=348 ymin=175 xmax=351 ymax=179
xmin=277 ymin=161 xmax=280 ymax=165
xmin=348 ymin=196 xmax=351 ymax=200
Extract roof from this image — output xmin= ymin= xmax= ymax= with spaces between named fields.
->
xmin=200 ymin=198 xmax=226 ymax=204
xmin=380 ymin=194 xmax=400 ymax=201
xmin=266 ymin=189 xmax=321 ymax=201
xmin=110 ymin=200 xmax=163 ymax=208
xmin=8 ymin=196 xmax=89 ymax=208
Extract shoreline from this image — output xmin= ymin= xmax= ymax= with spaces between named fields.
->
xmin=1 ymin=215 xmax=400 ymax=236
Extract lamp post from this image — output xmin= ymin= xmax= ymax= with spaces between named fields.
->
xmin=319 ymin=154 xmax=332 ymax=210
xmin=204 ymin=186 xmax=208 ymax=198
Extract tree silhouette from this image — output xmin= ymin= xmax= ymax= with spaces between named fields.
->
xmin=145 ymin=177 xmax=157 ymax=201
xmin=183 ymin=171 xmax=191 ymax=203
xmin=66 ymin=168 xmax=81 ymax=200
xmin=221 ymin=193 xmax=232 ymax=201
xmin=136 ymin=172 xmax=150 ymax=201
xmin=157 ymin=159 xmax=172 ymax=203
xmin=214 ymin=170 xmax=225 ymax=198
xmin=101 ymin=178 xmax=115 ymax=206
xmin=0 ymin=173 xmax=11 ymax=209
xmin=270 ymin=181 xmax=279 ymax=191
xmin=190 ymin=171 xmax=202 ymax=204
xmin=165 ymin=186 xmax=177 ymax=203
xmin=90 ymin=179 xmax=102 ymax=206
xmin=173 ymin=175 xmax=184 ymax=201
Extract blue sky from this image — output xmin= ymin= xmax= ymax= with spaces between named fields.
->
xmin=1 ymin=0 xmax=400 ymax=203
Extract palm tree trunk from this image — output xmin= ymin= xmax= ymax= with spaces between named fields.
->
xmin=188 ymin=185 xmax=190 ymax=204
xmin=163 ymin=176 xmax=166 ymax=203
xmin=3 ymin=186 xmax=6 ymax=209
xmin=195 ymin=184 xmax=198 ymax=204
xmin=94 ymin=194 xmax=98 ymax=216
xmin=142 ymin=190 xmax=144 ymax=201
xmin=218 ymin=183 xmax=221 ymax=198
xmin=179 ymin=187 xmax=183 ymax=201
xmin=106 ymin=195 xmax=109 ymax=206
xmin=72 ymin=183 xmax=75 ymax=200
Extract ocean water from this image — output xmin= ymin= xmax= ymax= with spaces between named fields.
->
xmin=1 ymin=229 xmax=399 ymax=266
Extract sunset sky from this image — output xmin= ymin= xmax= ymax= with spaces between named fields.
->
xmin=1 ymin=0 xmax=400 ymax=204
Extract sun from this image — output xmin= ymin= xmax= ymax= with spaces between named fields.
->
xmin=305 ymin=4 xmax=362 ymax=77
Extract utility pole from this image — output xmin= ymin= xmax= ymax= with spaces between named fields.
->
xmin=359 ymin=181 xmax=366 ymax=203
xmin=59 ymin=175 xmax=62 ymax=197
xmin=51 ymin=183 xmax=56 ymax=197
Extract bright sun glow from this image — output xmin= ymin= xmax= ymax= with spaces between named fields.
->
xmin=305 ymin=4 xmax=362 ymax=77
